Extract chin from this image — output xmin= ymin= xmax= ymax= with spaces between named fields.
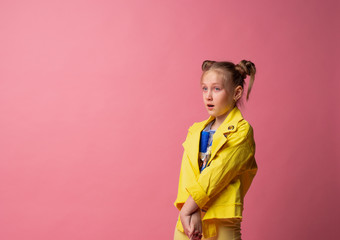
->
xmin=208 ymin=113 xmax=217 ymax=117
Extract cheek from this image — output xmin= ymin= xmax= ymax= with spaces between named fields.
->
xmin=217 ymin=92 xmax=229 ymax=102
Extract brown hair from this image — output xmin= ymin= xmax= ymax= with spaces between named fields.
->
xmin=201 ymin=60 xmax=256 ymax=100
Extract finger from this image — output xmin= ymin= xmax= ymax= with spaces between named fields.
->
xmin=188 ymin=225 xmax=195 ymax=238
xmin=193 ymin=234 xmax=202 ymax=240
xmin=194 ymin=232 xmax=201 ymax=240
xmin=192 ymin=231 xmax=201 ymax=240
xmin=184 ymin=228 xmax=191 ymax=238
xmin=190 ymin=234 xmax=198 ymax=240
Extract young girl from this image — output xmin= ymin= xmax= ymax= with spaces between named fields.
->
xmin=174 ymin=60 xmax=257 ymax=240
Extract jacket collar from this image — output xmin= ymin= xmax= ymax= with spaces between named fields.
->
xmin=217 ymin=106 xmax=244 ymax=134
xmin=183 ymin=107 xmax=244 ymax=176
xmin=188 ymin=106 xmax=243 ymax=134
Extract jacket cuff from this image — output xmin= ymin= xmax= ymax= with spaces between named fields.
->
xmin=186 ymin=182 xmax=210 ymax=208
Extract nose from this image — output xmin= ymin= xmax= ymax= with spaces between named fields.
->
xmin=205 ymin=89 xmax=213 ymax=100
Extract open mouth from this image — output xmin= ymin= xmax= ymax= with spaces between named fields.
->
xmin=207 ymin=104 xmax=214 ymax=107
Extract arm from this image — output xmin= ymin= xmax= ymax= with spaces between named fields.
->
xmin=180 ymin=196 xmax=202 ymax=239
xmin=186 ymin=125 xmax=256 ymax=209
xmin=189 ymin=208 xmax=202 ymax=240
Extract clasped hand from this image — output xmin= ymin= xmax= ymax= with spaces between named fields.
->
xmin=180 ymin=208 xmax=202 ymax=240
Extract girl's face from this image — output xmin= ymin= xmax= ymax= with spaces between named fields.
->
xmin=201 ymin=70 xmax=236 ymax=121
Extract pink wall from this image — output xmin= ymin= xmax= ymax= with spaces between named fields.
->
xmin=0 ymin=0 xmax=339 ymax=239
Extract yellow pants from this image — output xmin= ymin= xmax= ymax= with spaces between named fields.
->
xmin=174 ymin=219 xmax=242 ymax=240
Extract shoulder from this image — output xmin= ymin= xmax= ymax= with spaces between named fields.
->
xmin=227 ymin=119 xmax=255 ymax=148
xmin=236 ymin=119 xmax=253 ymax=137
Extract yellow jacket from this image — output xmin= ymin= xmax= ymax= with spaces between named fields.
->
xmin=174 ymin=107 xmax=257 ymax=238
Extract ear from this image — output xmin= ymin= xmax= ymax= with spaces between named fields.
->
xmin=233 ymin=86 xmax=243 ymax=102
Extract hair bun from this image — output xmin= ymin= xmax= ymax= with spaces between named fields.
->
xmin=236 ymin=60 xmax=256 ymax=100
xmin=202 ymin=60 xmax=216 ymax=71
xmin=236 ymin=60 xmax=256 ymax=79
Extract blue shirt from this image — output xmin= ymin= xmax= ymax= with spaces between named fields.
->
xmin=199 ymin=121 xmax=216 ymax=172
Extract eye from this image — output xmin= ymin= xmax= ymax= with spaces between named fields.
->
xmin=214 ymin=87 xmax=221 ymax=91
xmin=202 ymin=86 xmax=208 ymax=91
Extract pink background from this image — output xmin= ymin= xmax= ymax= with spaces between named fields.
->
xmin=1 ymin=0 xmax=339 ymax=239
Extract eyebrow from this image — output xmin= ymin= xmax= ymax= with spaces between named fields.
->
xmin=201 ymin=82 xmax=223 ymax=86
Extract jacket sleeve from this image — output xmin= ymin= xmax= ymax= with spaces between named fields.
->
xmin=185 ymin=122 xmax=256 ymax=209
xmin=174 ymin=125 xmax=198 ymax=210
